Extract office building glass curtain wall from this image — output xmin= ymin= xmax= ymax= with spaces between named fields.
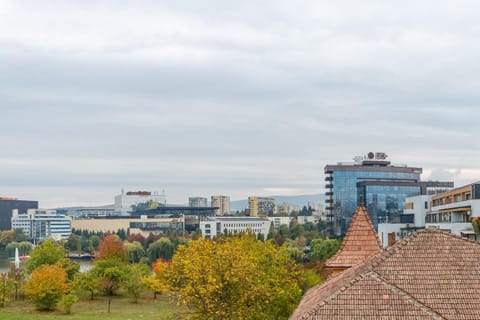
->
xmin=330 ymin=170 xmax=421 ymax=235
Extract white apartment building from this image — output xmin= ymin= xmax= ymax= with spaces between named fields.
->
xmin=268 ymin=216 xmax=294 ymax=230
xmin=211 ymin=195 xmax=230 ymax=215
xmin=114 ymin=189 xmax=166 ymax=215
xmin=200 ymin=217 xmax=270 ymax=239
xmin=12 ymin=209 xmax=72 ymax=242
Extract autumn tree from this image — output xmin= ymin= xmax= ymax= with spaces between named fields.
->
xmin=163 ymin=235 xmax=303 ymax=320
xmin=0 ymin=273 xmax=14 ymax=307
xmin=144 ymin=259 xmax=171 ymax=299
xmin=24 ymin=264 xmax=70 ymax=311
xmin=96 ymin=234 xmax=126 ymax=261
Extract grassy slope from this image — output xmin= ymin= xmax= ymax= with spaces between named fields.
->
xmin=0 ymin=293 xmax=187 ymax=320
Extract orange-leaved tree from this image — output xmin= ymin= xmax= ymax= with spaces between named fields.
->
xmin=96 ymin=234 xmax=126 ymax=261
xmin=24 ymin=264 xmax=70 ymax=311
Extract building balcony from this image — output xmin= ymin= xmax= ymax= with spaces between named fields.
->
xmin=325 ymin=206 xmax=333 ymax=211
xmin=325 ymin=199 xmax=334 ymax=203
xmin=325 ymin=176 xmax=333 ymax=181
xmin=325 ymin=191 xmax=333 ymax=196
xmin=325 ymin=184 xmax=334 ymax=189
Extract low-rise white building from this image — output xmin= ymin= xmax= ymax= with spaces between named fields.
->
xmin=114 ymin=189 xmax=166 ymax=215
xmin=12 ymin=209 xmax=72 ymax=242
xmin=425 ymin=182 xmax=480 ymax=236
xmin=200 ymin=217 xmax=270 ymax=239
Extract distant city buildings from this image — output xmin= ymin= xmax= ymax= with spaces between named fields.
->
xmin=0 ymin=197 xmax=38 ymax=231
xmin=211 ymin=195 xmax=230 ymax=215
xmin=248 ymin=196 xmax=277 ymax=216
xmin=73 ymin=216 xmax=184 ymax=236
xmin=324 ymin=152 xmax=453 ymax=236
xmin=114 ymin=189 xmax=166 ymax=215
xmin=12 ymin=209 xmax=72 ymax=242
xmin=189 ymin=197 xmax=208 ymax=208
xmin=200 ymin=216 xmax=270 ymax=239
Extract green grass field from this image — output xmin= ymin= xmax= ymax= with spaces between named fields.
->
xmin=0 ymin=292 xmax=188 ymax=320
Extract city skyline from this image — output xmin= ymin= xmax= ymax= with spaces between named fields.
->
xmin=1 ymin=1 xmax=480 ymax=208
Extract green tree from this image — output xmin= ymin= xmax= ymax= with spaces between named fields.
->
xmin=73 ymin=270 xmax=101 ymax=300
xmin=24 ymin=264 xmax=70 ymax=311
xmin=25 ymin=239 xmax=66 ymax=274
xmin=12 ymin=229 xmax=28 ymax=242
xmin=163 ymin=235 xmax=303 ymax=320
xmin=309 ymin=238 xmax=342 ymax=261
xmin=92 ymin=259 xmax=128 ymax=313
xmin=123 ymin=263 xmax=149 ymax=303
xmin=6 ymin=241 xmax=33 ymax=257
xmin=147 ymin=238 xmax=175 ymax=262
xmin=124 ymin=241 xmax=145 ymax=263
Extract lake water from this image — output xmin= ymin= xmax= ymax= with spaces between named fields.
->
xmin=0 ymin=257 xmax=93 ymax=273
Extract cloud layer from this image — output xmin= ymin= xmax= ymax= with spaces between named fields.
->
xmin=1 ymin=1 xmax=480 ymax=207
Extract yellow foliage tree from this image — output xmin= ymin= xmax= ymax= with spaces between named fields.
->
xmin=25 ymin=263 xmax=70 ymax=311
xmin=162 ymin=234 xmax=303 ymax=320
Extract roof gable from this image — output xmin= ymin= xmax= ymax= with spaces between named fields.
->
xmin=325 ymin=204 xmax=382 ymax=269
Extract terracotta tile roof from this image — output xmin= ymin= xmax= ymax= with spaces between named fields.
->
xmin=325 ymin=204 xmax=383 ymax=269
xmin=291 ymin=229 xmax=480 ymax=319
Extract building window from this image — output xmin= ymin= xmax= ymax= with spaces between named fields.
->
xmin=424 ymin=201 xmax=428 ymax=209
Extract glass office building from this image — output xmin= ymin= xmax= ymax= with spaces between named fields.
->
xmin=325 ymin=153 xmax=452 ymax=236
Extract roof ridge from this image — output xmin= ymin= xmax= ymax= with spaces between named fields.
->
xmin=325 ymin=204 xmax=383 ymax=268
xmin=416 ymin=228 xmax=480 ymax=244
xmin=367 ymin=272 xmax=446 ymax=320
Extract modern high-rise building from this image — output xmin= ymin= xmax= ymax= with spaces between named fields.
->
xmin=325 ymin=152 xmax=453 ymax=236
xmin=248 ymin=196 xmax=277 ymax=216
xmin=12 ymin=209 xmax=72 ymax=242
xmin=0 ymin=197 xmax=38 ymax=231
xmin=211 ymin=195 xmax=230 ymax=215
xmin=189 ymin=197 xmax=208 ymax=208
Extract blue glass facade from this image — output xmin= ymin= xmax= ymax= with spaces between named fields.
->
xmin=326 ymin=165 xmax=422 ymax=236
xmin=358 ymin=185 xmax=422 ymax=229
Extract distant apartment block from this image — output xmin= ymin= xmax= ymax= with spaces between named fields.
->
xmin=248 ymin=196 xmax=276 ymax=216
xmin=12 ymin=209 xmax=72 ymax=242
xmin=0 ymin=197 xmax=38 ymax=231
xmin=277 ymin=202 xmax=299 ymax=215
xmin=114 ymin=189 xmax=166 ymax=215
xmin=189 ymin=197 xmax=208 ymax=208
xmin=211 ymin=195 xmax=230 ymax=215
xmin=200 ymin=216 xmax=270 ymax=239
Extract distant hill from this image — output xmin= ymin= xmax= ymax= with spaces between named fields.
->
xmin=230 ymin=194 xmax=325 ymax=212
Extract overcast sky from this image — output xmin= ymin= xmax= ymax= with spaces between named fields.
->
xmin=1 ymin=1 xmax=480 ymax=208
